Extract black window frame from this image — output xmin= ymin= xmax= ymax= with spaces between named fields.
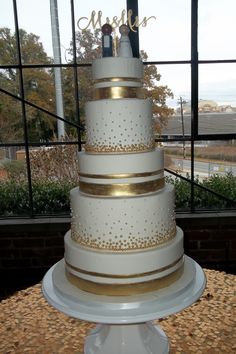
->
xmin=0 ymin=0 xmax=235 ymax=218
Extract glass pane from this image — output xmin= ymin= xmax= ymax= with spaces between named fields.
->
xmin=0 ymin=93 xmax=24 ymax=144
xmin=62 ymin=67 xmax=79 ymax=140
xmin=22 ymin=66 xmax=84 ymax=143
xmin=30 ymin=144 xmax=79 ymax=216
xmin=0 ymin=28 xmax=18 ymax=66
xmin=0 ymin=67 xmax=20 ymax=97
xmin=164 ymin=142 xmax=192 ymax=183
xmin=0 ymin=148 xmax=30 ymax=217
xmin=16 ymin=0 xmax=71 ymax=64
xmin=0 ymin=2 xmax=17 ymax=67
xmin=23 ymin=68 xmax=55 ymax=111
xmin=16 ymin=0 xmax=51 ymax=64
xmin=0 ymin=1 xmax=15 ymax=31
xmin=152 ymin=64 xmax=191 ymax=136
xmin=143 ymin=63 xmax=189 ymax=136
xmin=199 ymin=0 xmax=236 ymax=60
xmin=77 ymin=66 xmax=92 ymax=140
xmin=199 ymin=63 xmax=236 ymax=134
xmin=193 ymin=140 xmax=236 ymax=210
xmin=139 ymin=0 xmax=191 ymax=61
xmin=194 ymin=140 xmax=236 ymax=178
xmin=26 ymin=106 xmax=56 ymax=143
xmin=163 ymin=111 xmax=191 ymax=137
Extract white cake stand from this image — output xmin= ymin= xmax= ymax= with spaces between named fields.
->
xmin=42 ymin=256 xmax=206 ymax=354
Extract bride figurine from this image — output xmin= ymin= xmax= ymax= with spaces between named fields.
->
xmin=118 ymin=24 xmax=133 ymax=57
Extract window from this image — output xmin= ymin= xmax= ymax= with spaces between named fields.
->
xmin=0 ymin=0 xmax=235 ymax=217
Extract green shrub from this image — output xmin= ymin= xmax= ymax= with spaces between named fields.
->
xmin=0 ymin=180 xmax=30 ymax=216
xmin=32 ymin=180 xmax=75 ymax=215
xmin=166 ymin=172 xmax=236 ymax=210
xmin=198 ymin=172 xmax=236 ymax=209
xmin=0 ymin=180 xmax=76 ymax=216
xmin=0 ymin=173 xmax=235 ymax=216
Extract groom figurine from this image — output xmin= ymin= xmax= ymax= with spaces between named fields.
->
xmin=101 ymin=23 xmax=113 ymax=57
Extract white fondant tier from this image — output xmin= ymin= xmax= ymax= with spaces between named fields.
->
xmin=92 ymin=58 xmax=144 ymax=100
xmin=85 ymin=99 xmax=155 ymax=153
xmin=78 ymin=149 xmax=164 ymax=196
xmin=79 ymin=148 xmax=163 ymax=175
xmin=92 ymin=57 xmax=143 ymax=82
xmin=70 ymin=184 xmax=176 ymax=251
xmin=65 ymin=227 xmax=184 ymax=285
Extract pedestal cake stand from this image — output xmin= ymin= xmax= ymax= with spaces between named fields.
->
xmin=42 ymin=255 xmax=205 ymax=354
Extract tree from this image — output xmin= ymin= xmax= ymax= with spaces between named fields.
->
xmin=62 ymin=29 xmax=101 ymax=136
xmin=141 ymin=51 xmax=174 ymax=134
xmin=0 ymin=27 xmax=56 ymax=142
xmin=0 ymin=27 xmax=174 ymax=142
xmin=0 ymin=83 xmax=22 ymax=142
xmin=64 ymin=28 xmax=174 ymax=135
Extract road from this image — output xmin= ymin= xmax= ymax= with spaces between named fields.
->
xmin=163 ymin=112 xmax=236 ymax=135
xmin=171 ymin=158 xmax=236 ymax=177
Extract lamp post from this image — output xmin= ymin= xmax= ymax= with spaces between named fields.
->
xmin=178 ymin=96 xmax=187 ymax=159
xmin=50 ymin=0 xmax=65 ymax=139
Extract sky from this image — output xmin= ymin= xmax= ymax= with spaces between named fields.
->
xmin=1 ymin=0 xmax=236 ymax=107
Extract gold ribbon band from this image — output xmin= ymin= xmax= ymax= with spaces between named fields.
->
xmin=65 ymin=255 xmax=183 ymax=279
xmin=94 ymin=77 xmax=142 ymax=84
xmin=66 ymin=263 xmax=184 ymax=296
xmin=79 ymin=178 xmax=165 ymax=196
xmin=79 ymin=169 xmax=163 ymax=179
xmin=93 ymin=86 xmax=145 ymax=100
xmin=85 ymin=142 xmax=156 ymax=154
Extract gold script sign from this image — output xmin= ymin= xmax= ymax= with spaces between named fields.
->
xmin=77 ymin=9 xmax=156 ymax=32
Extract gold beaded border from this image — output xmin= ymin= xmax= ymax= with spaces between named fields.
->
xmin=79 ymin=178 xmax=165 ymax=196
xmin=85 ymin=142 xmax=156 ymax=154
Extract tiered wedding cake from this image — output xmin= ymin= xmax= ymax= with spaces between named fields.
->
xmin=64 ymin=25 xmax=184 ymax=296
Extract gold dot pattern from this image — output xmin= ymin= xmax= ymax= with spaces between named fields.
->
xmin=71 ymin=223 xmax=176 ymax=251
xmin=85 ymin=141 xmax=156 ymax=153
xmin=85 ymin=100 xmax=154 ymax=153
xmin=70 ymin=185 xmax=176 ymax=252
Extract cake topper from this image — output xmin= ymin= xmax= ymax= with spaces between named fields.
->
xmin=101 ymin=23 xmax=113 ymax=57
xmin=118 ymin=24 xmax=133 ymax=58
xmin=77 ymin=10 xmax=156 ymax=33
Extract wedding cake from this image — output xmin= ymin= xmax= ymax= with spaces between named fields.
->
xmin=64 ymin=25 xmax=184 ymax=296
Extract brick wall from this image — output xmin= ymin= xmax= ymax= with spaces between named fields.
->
xmin=0 ymin=218 xmax=69 ymax=300
xmin=0 ymin=213 xmax=235 ymax=300
xmin=177 ymin=213 xmax=236 ymax=274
